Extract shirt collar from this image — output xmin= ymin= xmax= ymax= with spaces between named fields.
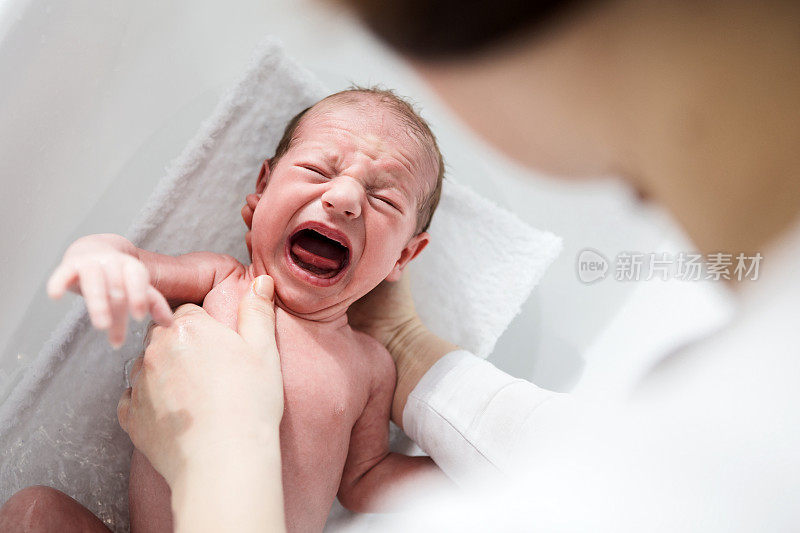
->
xmin=735 ymin=214 xmax=800 ymax=308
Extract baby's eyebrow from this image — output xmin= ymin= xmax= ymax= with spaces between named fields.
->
xmin=370 ymin=175 xmax=398 ymax=190
xmin=369 ymin=174 xmax=415 ymax=206
xmin=320 ymin=151 xmax=341 ymax=166
xmin=299 ymin=148 xmax=339 ymax=168
xmin=371 ymin=173 xmax=411 ymax=195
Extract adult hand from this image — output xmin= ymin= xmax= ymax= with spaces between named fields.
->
xmin=347 ymin=270 xmax=422 ymax=354
xmin=117 ymin=275 xmax=283 ymax=489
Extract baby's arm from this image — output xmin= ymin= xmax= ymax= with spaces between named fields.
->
xmin=337 ymin=337 xmax=449 ymax=513
xmin=48 ymin=233 xmax=243 ymax=346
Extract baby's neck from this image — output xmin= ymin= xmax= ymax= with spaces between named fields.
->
xmin=273 ymin=299 xmax=350 ymax=331
xmin=245 ymin=263 xmax=351 ymax=332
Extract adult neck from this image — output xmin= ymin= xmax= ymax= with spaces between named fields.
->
xmin=418 ymin=0 xmax=800 ymax=288
xmin=603 ymin=0 xmax=800 ymax=266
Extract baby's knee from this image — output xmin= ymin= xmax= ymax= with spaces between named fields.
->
xmin=0 ymin=485 xmax=65 ymax=531
xmin=0 ymin=485 xmax=106 ymax=532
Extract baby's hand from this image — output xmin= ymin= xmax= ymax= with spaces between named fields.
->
xmin=47 ymin=236 xmax=173 ymax=347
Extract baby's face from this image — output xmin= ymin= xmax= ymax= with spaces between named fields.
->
xmin=249 ymin=100 xmax=436 ymax=318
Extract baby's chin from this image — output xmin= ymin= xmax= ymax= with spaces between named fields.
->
xmin=272 ymin=278 xmax=351 ymax=318
xmin=271 ymin=272 xmax=384 ymax=321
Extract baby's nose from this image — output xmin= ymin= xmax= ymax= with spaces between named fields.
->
xmin=321 ymin=178 xmax=362 ymax=219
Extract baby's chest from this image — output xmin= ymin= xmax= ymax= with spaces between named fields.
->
xmin=275 ymin=323 xmax=369 ymax=425
xmin=202 ymin=281 xmax=371 ymax=422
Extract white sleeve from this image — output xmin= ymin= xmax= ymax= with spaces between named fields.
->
xmin=381 ymin=336 xmax=800 ymax=533
xmin=402 ymin=349 xmax=579 ymax=485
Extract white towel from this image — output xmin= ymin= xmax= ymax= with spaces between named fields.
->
xmin=0 ymin=38 xmax=561 ymax=531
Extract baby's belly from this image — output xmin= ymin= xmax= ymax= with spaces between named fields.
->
xmin=276 ymin=353 xmax=362 ymax=531
xmin=202 ymin=294 xmax=364 ymax=531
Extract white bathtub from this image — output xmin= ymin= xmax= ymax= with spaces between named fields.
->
xmin=0 ymin=0 xmax=724 ymax=409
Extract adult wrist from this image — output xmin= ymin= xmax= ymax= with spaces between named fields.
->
xmin=171 ymin=432 xmax=285 ymax=533
xmin=387 ymin=319 xmax=459 ymax=428
xmin=384 ymin=315 xmax=427 ymax=365
xmin=177 ymin=422 xmax=282 ymax=479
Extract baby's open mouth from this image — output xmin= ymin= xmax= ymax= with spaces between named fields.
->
xmin=289 ymin=228 xmax=350 ymax=279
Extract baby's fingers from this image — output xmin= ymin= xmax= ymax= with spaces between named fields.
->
xmin=78 ymin=264 xmax=111 ymax=330
xmin=47 ymin=263 xmax=79 ymax=299
xmin=105 ymin=263 xmax=129 ymax=348
xmin=123 ymin=259 xmax=150 ymax=321
xmin=147 ymin=286 xmax=173 ymax=327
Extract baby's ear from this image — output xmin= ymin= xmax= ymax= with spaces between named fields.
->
xmin=256 ymin=159 xmax=272 ymax=195
xmin=385 ymin=232 xmax=430 ymax=282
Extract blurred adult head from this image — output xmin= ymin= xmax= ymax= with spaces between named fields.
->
xmin=341 ymin=0 xmax=800 ymax=260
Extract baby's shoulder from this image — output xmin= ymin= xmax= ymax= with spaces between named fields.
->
xmin=349 ymin=327 xmax=391 ymax=360
xmin=349 ymin=328 xmax=396 ymax=385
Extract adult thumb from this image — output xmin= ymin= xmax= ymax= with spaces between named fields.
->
xmin=238 ymin=275 xmax=278 ymax=357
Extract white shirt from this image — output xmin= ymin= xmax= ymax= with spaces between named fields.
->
xmin=364 ymin=219 xmax=800 ymax=531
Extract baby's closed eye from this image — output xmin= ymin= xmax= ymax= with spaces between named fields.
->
xmin=299 ymin=165 xmax=329 ymax=178
xmin=371 ymin=195 xmax=399 ymax=210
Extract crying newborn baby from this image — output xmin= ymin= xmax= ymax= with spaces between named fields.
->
xmin=48 ymin=87 xmax=446 ymax=532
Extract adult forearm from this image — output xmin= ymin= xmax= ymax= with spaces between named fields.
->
xmin=170 ymin=436 xmax=286 ymax=533
xmin=386 ymin=319 xmax=459 ymax=429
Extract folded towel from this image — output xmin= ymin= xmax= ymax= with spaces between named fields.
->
xmin=0 ymin=38 xmax=561 ymax=531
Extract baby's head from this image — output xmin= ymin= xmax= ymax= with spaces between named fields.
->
xmin=248 ymin=87 xmax=444 ymax=319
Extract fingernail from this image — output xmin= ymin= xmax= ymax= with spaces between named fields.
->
xmin=96 ymin=315 xmax=111 ymax=330
xmin=252 ymin=275 xmax=271 ymax=298
xmin=109 ymin=288 xmax=125 ymax=300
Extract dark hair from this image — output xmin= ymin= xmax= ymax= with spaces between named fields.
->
xmin=340 ymin=0 xmax=591 ymax=60
xmin=271 ymin=86 xmax=444 ymax=235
